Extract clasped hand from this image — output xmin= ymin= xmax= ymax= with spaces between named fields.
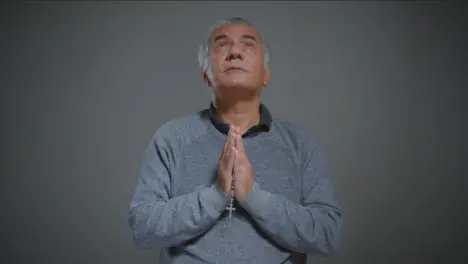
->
xmin=216 ymin=126 xmax=254 ymax=202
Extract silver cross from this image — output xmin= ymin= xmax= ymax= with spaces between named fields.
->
xmin=226 ymin=196 xmax=236 ymax=219
xmin=225 ymin=172 xmax=236 ymax=219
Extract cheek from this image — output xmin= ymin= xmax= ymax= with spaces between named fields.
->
xmin=210 ymin=61 xmax=223 ymax=75
xmin=253 ymin=63 xmax=265 ymax=76
xmin=249 ymin=56 xmax=264 ymax=70
xmin=215 ymin=58 xmax=227 ymax=70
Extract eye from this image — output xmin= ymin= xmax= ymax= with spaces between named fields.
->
xmin=244 ymin=41 xmax=256 ymax=48
xmin=216 ymin=42 xmax=228 ymax=48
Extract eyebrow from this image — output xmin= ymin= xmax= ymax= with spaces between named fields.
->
xmin=212 ymin=34 xmax=258 ymax=43
xmin=241 ymin=34 xmax=257 ymax=42
xmin=213 ymin=34 xmax=228 ymax=42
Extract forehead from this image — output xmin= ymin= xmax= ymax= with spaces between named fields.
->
xmin=210 ymin=23 xmax=262 ymax=42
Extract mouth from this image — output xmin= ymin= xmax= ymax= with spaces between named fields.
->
xmin=225 ymin=67 xmax=246 ymax=72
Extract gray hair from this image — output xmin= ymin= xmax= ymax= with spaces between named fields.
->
xmin=197 ymin=17 xmax=271 ymax=81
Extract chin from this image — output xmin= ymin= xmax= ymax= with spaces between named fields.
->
xmin=217 ymin=83 xmax=259 ymax=100
xmin=221 ymin=78 xmax=253 ymax=89
xmin=228 ymin=83 xmax=257 ymax=92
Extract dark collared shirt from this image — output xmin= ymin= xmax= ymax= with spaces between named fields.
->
xmin=208 ymin=102 xmax=271 ymax=137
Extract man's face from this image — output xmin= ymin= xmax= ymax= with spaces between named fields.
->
xmin=205 ymin=24 xmax=270 ymax=95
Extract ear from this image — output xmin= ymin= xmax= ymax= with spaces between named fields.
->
xmin=263 ymin=66 xmax=270 ymax=87
xmin=202 ymin=71 xmax=212 ymax=87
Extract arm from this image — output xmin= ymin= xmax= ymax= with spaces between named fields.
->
xmin=128 ymin=135 xmax=231 ymax=249
xmin=238 ymin=145 xmax=343 ymax=255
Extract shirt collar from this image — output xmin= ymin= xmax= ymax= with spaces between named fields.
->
xmin=208 ymin=101 xmax=272 ymax=137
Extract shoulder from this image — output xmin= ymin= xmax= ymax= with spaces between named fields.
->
xmin=270 ymin=118 xmax=325 ymax=163
xmin=149 ymin=109 xmax=211 ymax=152
xmin=271 ymin=118 xmax=320 ymax=147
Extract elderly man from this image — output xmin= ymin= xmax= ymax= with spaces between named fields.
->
xmin=128 ymin=17 xmax=343 ymax=264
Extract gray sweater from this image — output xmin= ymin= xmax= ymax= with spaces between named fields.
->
xmin=128 ymin=106 xmax=342 ymax=264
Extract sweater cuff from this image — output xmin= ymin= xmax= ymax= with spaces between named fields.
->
xmin=238 ymin=182 xmax=272 ymax=218
xmin=204 ymin=183 xmax=231 ymax=214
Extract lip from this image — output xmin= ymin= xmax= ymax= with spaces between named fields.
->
xmin=225 ymin=67 xmax=246 ymax=72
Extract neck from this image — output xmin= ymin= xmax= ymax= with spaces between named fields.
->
xmin=213 ymin=96 xmax=261 ymax=135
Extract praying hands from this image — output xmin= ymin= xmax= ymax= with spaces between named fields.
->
xmin=215 ymin=127 xmax=235 ymax=196
xmin=216 ymin=126 xmax=255 ymax=218
xmin=231 ymin=127 xmax=254 ymax=202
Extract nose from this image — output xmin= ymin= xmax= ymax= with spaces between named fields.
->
xmin=226 ymin=44 xmax=243 ymax=61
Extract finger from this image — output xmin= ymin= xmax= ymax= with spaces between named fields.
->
xmin=221 ymin=131 xmax=236 ymax=168
xmin=226 ymin=146 xmax=237 ymax=173
xmin=224 ymin=128 xmax=233 ymax=148
xmin=230 ymin=127 xmax=238 ymax=149
xmin=232 ymin=129 xmax=237 ymax=149
xmin=222 ymin=128 xmax=234 ymax=159
xmin=235 ymin=132 xmax=244 ymax=152
xmin=227 ymin=129 xmax=236 ymax=153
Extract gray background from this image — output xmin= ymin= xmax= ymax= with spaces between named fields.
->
xmin=2 ymin=1 xmax=467 ymax=264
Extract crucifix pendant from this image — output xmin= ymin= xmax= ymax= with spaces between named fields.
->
xmin=226 ymin=196 xmax=236 ymax=219
xmin=225 ymin=172 xmax=236 ymax=219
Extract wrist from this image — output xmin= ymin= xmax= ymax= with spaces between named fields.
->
xmin=238 ymin=182 xmax=273 ymax=219
xmin=210 ymin=183 xmax=231 ymax=206
xmin=237 ymin=180 xmax=254 ymax=202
